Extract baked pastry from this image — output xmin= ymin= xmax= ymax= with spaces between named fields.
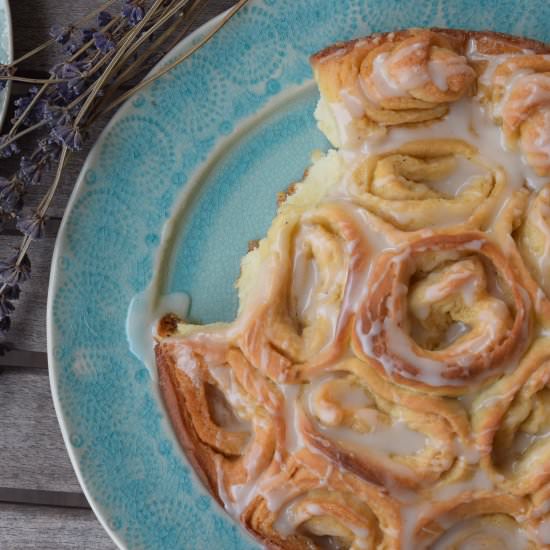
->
xmin=155 ymin=28 xmax=550 ymax=549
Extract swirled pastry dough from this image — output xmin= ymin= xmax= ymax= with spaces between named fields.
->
xmin=155 ymin=29 xmax=550 ymax=549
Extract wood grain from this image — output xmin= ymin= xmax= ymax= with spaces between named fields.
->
xmin=0 ymin=503 xmax=116 ymax=549
xmin=0 ymin=367 xmax=83 ymax=493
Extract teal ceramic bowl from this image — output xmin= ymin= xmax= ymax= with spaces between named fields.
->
xmin=48 ymin=1 xmax=550 ymax=548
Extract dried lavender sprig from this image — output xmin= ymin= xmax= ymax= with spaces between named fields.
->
xmin=0 ymin=12 xmax=124 ymax=154
xmin=0 ymin=121 xmax=48 ymax=152
xmin=93 ymin=0 xmax=203 ymax=114
xmin=9 ymin=0 xmax=119 ymax=66
xmin=101 ymin=0 xmax=247 ymax=116
xmin=0 ymin=1 xmax=208 ymax=152
xmin=113 ymin=0 xmax=195 ymax=67
xmin=74 ymin=0 xmax=166 ymax=127
xmin=0 ymin=146 xmax=67 ymax=296
xmin=8 ymin=86 xmax=48 ymax=139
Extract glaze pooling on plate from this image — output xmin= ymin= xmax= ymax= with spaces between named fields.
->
xmin=48 ymin=2 xmax=550 ymax=549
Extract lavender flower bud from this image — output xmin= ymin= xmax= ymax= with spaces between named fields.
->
xmin=55 ymin=81 xmax=78 ymax=103
xmin=0 ymin=136 xmax=20 ymax=159
xmin=31 ymin=99 xmax=51 ymax=123
xmin=93 ymin=32 xmax=115 ymax=54
xmin=13 ymin=94 xmax=31 ymax=114
xmin=50 ymin=24 xmax=71 ymax=44
xmin=42 ymin=102 xmax=69 ymax=126
xmin=17 ymin=210 xmax=46 ymax=240
xmin=80 ymin=28 xmax=94 ymax=44
xmin=0 ymin=64 xmax=15 ymax=91
xmin=122 ymin=2 xmax=145 ymax=26
xmin=13 ymin=97 xmax=34 ymax=127
xmin=19 ymin=156 xmax=43 ymax=186
xmin=4 ymin=284 xmax=20 ymax=300
xmin=0 ymin=253 xmax=31 ymax=284
xmin=52 ymin=62 xmax=78 ymax=80
xmin=37 ymin=137 xmax=61 ymax=159
xmin=0 ymin=316 xmax=11 ymax=334
xmin=51 ymin=124 xmax=82 ymax=151
xmin=63 ymin=28 xmax=94 ymax=55
xmin=98 ymin=11 xmax=112 ymax=27
xmin=0 ymin=293 xmax=15 ymax=316
xmin=0 ymin=177 xmax=23 ymax=212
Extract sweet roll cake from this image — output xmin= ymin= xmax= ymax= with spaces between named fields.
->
xmin=155 ymin=28 xmax=550 ymax=549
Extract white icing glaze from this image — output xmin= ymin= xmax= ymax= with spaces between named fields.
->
xmin=281 ymin=383 xmax=303 ymax=453
xmin=327 ymin=93 xmax=548 ymax=197
xmin=502 ymin=73 xmax=550 ymax=119
xmin=366 ymin=51 xmax=417 ymax=100
xmin=127 ymin=290 xmax=190 ymax=376
xmin=427 ymin=55 xmax=471 ymax=92
xmin=290 ymin=235 xmax=320 ymax=322
xmin=174 ymin=343 xmax=201 ymax=387
xmin=423 ymin=156 xmax=491 ymax=198
xmin=303 ymin=374 xmax=430 ymax=483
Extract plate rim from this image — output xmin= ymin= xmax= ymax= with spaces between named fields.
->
xmin=46 ymin=11 xmax=230 ymax=550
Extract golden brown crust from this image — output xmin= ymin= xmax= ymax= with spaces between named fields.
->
xmin=156 ymin=343 xmax=221 ymax=500
xmin=310 ymin=28 xmax=550 ymax=67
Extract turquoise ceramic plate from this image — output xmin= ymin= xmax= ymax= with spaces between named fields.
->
xmin=0 ymin=0 xmax=13 ymax=125
xmin=48 ymin=1 xmax=550 ymax=548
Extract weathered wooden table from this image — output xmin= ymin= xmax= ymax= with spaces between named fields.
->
xmin=0 ymin=1 xmax=235 ymax=547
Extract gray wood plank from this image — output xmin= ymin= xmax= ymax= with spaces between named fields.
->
xmin=0 ymin=367 xmax=83 ymax=493
xmin=0 ymin=503 xmax=115 ymax=549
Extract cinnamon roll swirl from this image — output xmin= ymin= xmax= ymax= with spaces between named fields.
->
xmin=353 ymin=232 xmax=531 ymax=393
xmin=473 ymin=338 xmax=550 ymax=497
xmin=413 ymin=494 xmax=536 ymax=549
xmin=491 ymin=56 xmax=550 ymax=176
xmin=312 ymin=29 xmax=475 ymax=147
xmin=154 ymin=28 xmax=550 ymax=549
xmin=239 ymin=201 xmax=370 ymax=384
xmin=494 ymin=185 xmax=550 ymax=326
xmin=348 ymin=138 xmax=503 ymax=236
